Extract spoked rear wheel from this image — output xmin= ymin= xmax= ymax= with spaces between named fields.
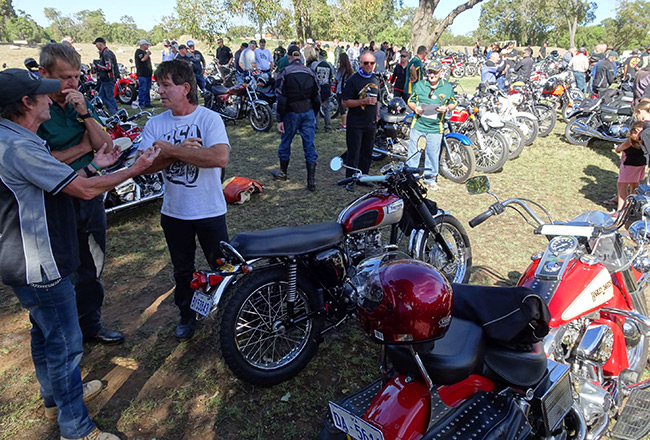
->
xmin=502 ymin=122 xmax=525 ymax=160
xmin=217 ymin=267 xmax=324 ymax=386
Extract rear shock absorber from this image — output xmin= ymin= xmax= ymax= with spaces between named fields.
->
xmin=287 ymin=259 xmax=297 ymax=317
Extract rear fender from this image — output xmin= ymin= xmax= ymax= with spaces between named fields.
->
xmin=445 ymin=132 xmax=471 ymax=146
xmin=205 ymin=258 xmax=261 ymax=316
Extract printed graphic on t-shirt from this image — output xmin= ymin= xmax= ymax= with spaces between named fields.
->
xmin=359 ymin=82 xmax=379 ymax=109
xmin=315 ymin=64 xmax=331 ymax=85
xmin=160 ymin=124 xmax=202 ymax=187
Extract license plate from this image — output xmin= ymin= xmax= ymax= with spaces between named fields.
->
xmin=328 ymin=402 xmax=384 ymax=440
xmin=190 ymin=291 xmax=214 ymax=317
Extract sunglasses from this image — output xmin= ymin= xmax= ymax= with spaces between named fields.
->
xmin=428 ymin=70 xmax=442 ymax=74
xmin=363 ymin=61 xmax=376 ymax=65
xmin=400 ymin=55 xmax=407 ymax=57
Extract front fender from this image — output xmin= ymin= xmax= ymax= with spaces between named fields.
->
xmin=445 ymin=132 xmax=472 ymax=145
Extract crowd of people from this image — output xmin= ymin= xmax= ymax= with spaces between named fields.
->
xmin=3 ymin=31 xmax=650 ymax=440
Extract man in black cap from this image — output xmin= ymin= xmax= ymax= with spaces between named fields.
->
xmin=593 ymin=51 xmax=618 ymax=96
xmin=272 ymin=44 xmax=320 ymax=191
xmin=0 ymin=68 xmax=158 ymax=440
xmin=92 ymin=37 xmax=119 ymax=114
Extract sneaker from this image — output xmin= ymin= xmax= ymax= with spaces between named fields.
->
xmin=337 ymin=124 xmax=346 ymax=131
xmin=61 ymin=427 xmax=120 ymax=440
xmin=427 ymin=181 xmax=440 ymax=191
xmin=45 ymin=380 xmax=105 ymax=420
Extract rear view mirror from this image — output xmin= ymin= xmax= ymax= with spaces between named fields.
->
xmin=330 ymin=156 xmax=343 ymax=171
xmin=465 ymin=176 xmax=490 ymax=195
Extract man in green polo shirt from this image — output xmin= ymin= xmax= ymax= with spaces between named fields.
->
xmin=403 ymin=45 xmax=427 ymax=101
xmin=406 ymin=59 xmax=456 ymax=191
xmin=37 ymin=43 xmax=125 ymax=345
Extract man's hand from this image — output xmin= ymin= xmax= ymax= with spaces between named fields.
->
xmin=63 ymin=89 xmax=89 ymax=115
xmin=277 ymin=122 xmax=284 ymax=133
xmin=152 ymin=140 xmax=175 ymax=159
xmin=362 ymin=96 xmax=377 ymax=106
xmin=415 ymin=106 xmax=424 ymax=115
xmin=92 ymin=143 xmax=121 ymax=168
xmin=132 ymin=146 xmax=161 ymax=173
xmin=181 ymin=137 xmax=203 ymax=149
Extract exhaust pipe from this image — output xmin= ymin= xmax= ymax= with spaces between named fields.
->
xmin=105 ymin=192 xmax=164 ymax=214
xmin=571 ymin=122 xmax=627 ymax=144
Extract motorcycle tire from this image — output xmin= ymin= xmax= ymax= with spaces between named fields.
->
xmin=320 ymin=95 xmax=339 ymax=119
xmin=564 ymin=115 xmax=592 ymax=146
xmin=249 ymin=103 xmax=273 ymax=132
xmin=513 ymin=115 xmax=538 ymax=147
xmin=501 ymin=122 xmax=526 ymax=160
xmin=469 ymin=131 xmax=509 ymax=174
xmin=118 ymin=83 xmax=136 ymax=105
xmin=217 ymin=266 xmax=325 ymax=386
xmin=561 ymin=91 xmax=583 ymax=122
xmin=534 ymin=103 xmax=556 ymax=137
xmin=464 ymin=65 xmax=477 ymax=77
xmin=410 ymin=212 xmax=472 ymax=284
xmin=439 ymin=137 xmax=475 ymax=183
xmin=452 ymin=66 xmax=465 ymax=78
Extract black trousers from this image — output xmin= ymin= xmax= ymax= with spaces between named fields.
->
xmin=72 ymin=195 xmax=106 ymax=338
xmin=161 ymin=214 xmax=229 ymax=322
xmin=345 ymin=124 xmax=376 ymax=178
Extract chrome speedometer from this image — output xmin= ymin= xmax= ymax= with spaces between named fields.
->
xmin=548 ymin=236 xmax=578 ymax=255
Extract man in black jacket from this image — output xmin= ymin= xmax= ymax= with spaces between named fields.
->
xmin=93 ymin=37 xmax=119 ymax=114
xmin=592 ymin=51 xmax=618 ymax=96
xmin=514 ymin=48 xmax=534 ymax=82
xmin=272 ymin=44 xmax=321 ymax=191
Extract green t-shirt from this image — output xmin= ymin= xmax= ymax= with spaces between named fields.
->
xmin=276 ymin=55 xmax=289 ymax=73
xmin=404 ymin=56 xmax=423 ymax=94
xmin=408 ymin=79 xmax=456 ymax=134
xmin=37 ymin=100 xmax=101 ymax=171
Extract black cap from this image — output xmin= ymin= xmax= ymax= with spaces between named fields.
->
xmin=0 ymin=69 xmax=60 ymax=106
xmin=287 ymin=44 xmax=300 ymax=57
xmin=93 ymin=37 xmax=106 ymax=44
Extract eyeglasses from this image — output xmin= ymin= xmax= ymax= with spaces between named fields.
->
xmin=363 ymin=61 xmax=376 ymax=66
xmin=428 ymin=70 xmax=442 ymax=74
xmin=400 ymin=55 xmax=407 ymax=58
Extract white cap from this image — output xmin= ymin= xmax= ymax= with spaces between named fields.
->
xmin=306 ymin=38 xmax=314 ymax=45
xmin=139 ymin=40 xmax=150 ymax=46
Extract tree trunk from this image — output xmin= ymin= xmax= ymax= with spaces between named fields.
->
xmin=567 ymin=15 xmax=578 ymax=49
xmin=412 ymin=0 xmax=486 ymax=50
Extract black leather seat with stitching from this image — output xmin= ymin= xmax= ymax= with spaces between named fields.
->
xmin=483 ymin=342 xmax=547 ymax=387
xmin=229 ymin=222 xmax=344 ymax=258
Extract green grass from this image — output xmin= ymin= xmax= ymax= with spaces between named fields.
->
xmin=0 ymin=86 xmax=642 ymax=439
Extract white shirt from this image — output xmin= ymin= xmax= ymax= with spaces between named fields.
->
xmin=240 ymin=48 xmax=257 ymax=71
xmin=162 ymin=49 xmax=175 ymax=62
xmin=255 ymin=47 xmax=273 ymax=71
xmin=139 ymin=106 xmax=230 ymax=220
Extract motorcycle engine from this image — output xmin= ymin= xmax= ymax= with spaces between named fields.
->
xmin=545 ymin=319 xmax=616 ymax=426
xmin=222 ymin=97 xmax=239 ymax=119
xmin=607 ymin=123 xmax=630 ymax=138
xmin=113 ymin=178 xmax=138 ymax=203
xmin=136 ymin=174 xmax=164 ymax=197
xmin=347 ymin=230 xmax=388 ymax=264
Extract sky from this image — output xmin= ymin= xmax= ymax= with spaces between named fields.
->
xmin=13 ymin=0 xmax=617 ymax=36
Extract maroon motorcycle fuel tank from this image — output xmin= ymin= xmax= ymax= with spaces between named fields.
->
xmin=337 ymin=190 xmax=404 ymax=234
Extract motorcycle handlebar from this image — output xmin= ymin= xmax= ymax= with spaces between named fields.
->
xmin=469 ymin=209 xmax=493 ymax=228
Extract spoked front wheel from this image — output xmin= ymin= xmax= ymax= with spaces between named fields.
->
xmin=217 ymin=267 xmax=324 ymax=386
xmin=439 ymin=137 xmax=475 ymax=183
xmin=469 ymin=131 xmax=509 ymax=173
xmin=411 ymin=214 xmax=472 ymax=284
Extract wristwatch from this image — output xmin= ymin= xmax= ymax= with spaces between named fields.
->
xmin=79 ymin=113 xmax=92 ymax=120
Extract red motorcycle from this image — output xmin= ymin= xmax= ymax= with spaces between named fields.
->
xmin=189 ymin=157 xmax=471 ymax=385
xmin=103 ymin=108 xmax=150 ymax=141
xmin=113 ymin=64 xmax=137 ymax=105
xmin=319 ymin=175 xmax=650 ymax=440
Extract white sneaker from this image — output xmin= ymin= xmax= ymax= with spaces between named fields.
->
xmin=427 ymin=181 xmax=439 ymax=191
xmin=61 ymin=427 xmax=120 ymax=440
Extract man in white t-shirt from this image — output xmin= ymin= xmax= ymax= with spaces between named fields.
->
xmin=138 ymin=59 xmax=230 ymax=341
xmin=255 ymin=38 xmax=273 ymax=72
xmin=239 ymin=40 xmax=257 ymax=73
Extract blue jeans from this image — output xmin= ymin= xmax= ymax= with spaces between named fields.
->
xmin=278 ymin=110 xmax=318 ymax=163
xmin=406 ymin=128 xmax=442 ymax=183
xmin=573 ymin=71 xmax=587 ymax=94
xmin=98 ymin=78 xmax=118 ymax=114
xmin=195 ymin=74 xmax=206 ymax=91
xmin=138 ymin=75 xmax=152 ymax=107
xmin=12 ymin=277 xmax=95 ymax=439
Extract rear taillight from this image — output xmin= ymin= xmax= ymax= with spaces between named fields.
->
xmin=190 ymin=272 xmax=223 ymax=291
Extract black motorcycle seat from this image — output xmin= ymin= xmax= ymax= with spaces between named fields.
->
xmin=579 ymin=98 xmax=599 ymax=112
xmin=210 ymin=85 xmax=230 ymax=95
xmin=379 ymin=107 xmax=404 ymax=124
xmin=483 ymin=341 xmax=547 ymax=387
xmin=229 ymin=222 xmax=344 ymax=258
xmin=386 ymin=317 xmax=485 ymax=385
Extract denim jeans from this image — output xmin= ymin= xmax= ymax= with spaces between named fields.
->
xmin=406 ymin=128 xmax=442 ymax=183
xmin=278 ymin=110 xmax=318 ymax=163
xmin=98 ymin=78 xmax=118 ymax=114
xmin=72 ymin=195 xmax=106 ymax=339
xmin=137 ymin=75 xmax=152 ymax=107
xmin=195 ymin=74 xmax=206 ymax=91
xmin=315 ymin=95 xmax=331 ymax=130
xmin=573 ymin=71 xmax=587 ymax=94
xmin=12 ymin=277 xmax=95 ymax=439
xmin=161 ymin=214 xmax=228 ymax=322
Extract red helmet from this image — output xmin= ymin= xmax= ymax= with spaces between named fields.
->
xmin=356 ymin=258 xmax=453 ymax=344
